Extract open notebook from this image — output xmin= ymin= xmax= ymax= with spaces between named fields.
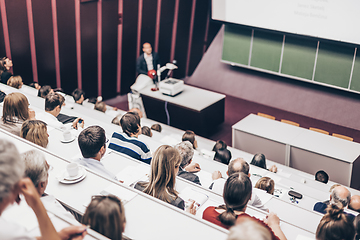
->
xmin=179 ymin=187 xmax=210 ymax=210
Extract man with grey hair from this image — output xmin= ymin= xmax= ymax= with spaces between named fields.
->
xmin=210 ymin=158 xmax=268 ymax=212
xmin=227 ymin=218 xmax=272 ymax=240
xmin=174 ymin=141 xmax=201 ymax=185
xmin=314 ymin=185 xmax=354 ymax=220
xmin=0 ymin=139 xmax=86 ymax=239
xmin=21 ymin=150 xmax=79 ymax=221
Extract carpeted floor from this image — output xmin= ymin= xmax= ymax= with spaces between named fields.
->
xmin=106 ymin=94 xmax=360 ymax=147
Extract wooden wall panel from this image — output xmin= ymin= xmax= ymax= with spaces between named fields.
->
xmin=140 ymin=0 xmax=157 ymax=49
xmin=173 ymin=0 xmax=192 ymax=78
xmin=0 ymin=7 xmax=6 ymax=57
xmin=5 ymin=0 xmax=33 ymax=83
xmin=80 ymin=1 xmax=98 ymax=98
xmin=2 ymin=0 xmax=217 ymax=97
xmin=101 ymin=0 xmax=118 ymax=99
xmin=56 ymin=0 xmax=78 ymax=94
xmin=158 ymin=0 xmax=175 ymax=65
xmin=120 ymin=0 xmax=138 ymax=95
xmin=32 ymin=0 xmax=56 ymax=87
xmin=188 ymin=0 xmax=209 ymax=75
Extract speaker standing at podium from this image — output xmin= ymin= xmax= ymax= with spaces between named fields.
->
xmin=136 ymin=42 xmax=160 ymax=83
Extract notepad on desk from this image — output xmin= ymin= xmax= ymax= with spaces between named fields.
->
xmin=179 ymin=187 xmax=209 ymax=210
xmin=116 ymin=165 xmax=149 ymax=186
xmin=195 ymin=170 xmax=214 ymax=188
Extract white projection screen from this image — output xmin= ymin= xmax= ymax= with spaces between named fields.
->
xmin=212 ymin=0 xmax=360 ymax=45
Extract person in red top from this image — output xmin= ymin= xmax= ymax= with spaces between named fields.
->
xmin=202 ymin=172 xmax=287 ymax=240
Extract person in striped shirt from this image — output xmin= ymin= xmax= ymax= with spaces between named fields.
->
xmin=109 ymin=112 xmax=152 ymax=164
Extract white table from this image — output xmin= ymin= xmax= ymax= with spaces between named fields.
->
xmin=232 ymin=114 xmax=360 ymax=188
xmin=139 ymin=83 xmax=226 ymax=136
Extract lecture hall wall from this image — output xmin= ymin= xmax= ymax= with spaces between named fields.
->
xmin=0 ymin=0 xmax=221 ymax=98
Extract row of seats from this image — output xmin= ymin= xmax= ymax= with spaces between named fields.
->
xmin=257 ymin=112 xmax=354 ymax=141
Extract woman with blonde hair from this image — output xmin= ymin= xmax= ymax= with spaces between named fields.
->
xmin=7 ymin=75 xmax=23 ymax=89
xmin=0 ymin=92 xmax=35 ymax=136
xmin=20 ymin=120 xmax=49 ymax=148
xmin=83 ymin=195 xmax=126 ymax=240
xmin=134 ymin=145 xmax=196 ymax=213
xmin=255 ymin=177 xmax=275 ymax=195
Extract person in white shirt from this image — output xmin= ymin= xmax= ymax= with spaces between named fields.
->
xmin=0 ymin=139 xmax=86 ymax=240
xmin=75 ymin=126 xmax=118 ymax=181
xmin=21 ymin=149 xmax=79 ymax=221
xmin=37 ymin=92 xmax=84 ymax=130
xmin=210 ymin=158 xmax=268 ymax=212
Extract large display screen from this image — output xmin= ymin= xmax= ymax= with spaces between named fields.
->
xmin=212 ymin=0 xmax=360 ymax=45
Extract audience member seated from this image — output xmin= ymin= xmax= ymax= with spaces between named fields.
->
xmin=210 ymin=158 xmax=267 ymax=211
xmin=0 ymin=57 xmax=13 ymax=84
xmin=227 ymin=217 xmax=272 ymax=240
xmin=316 ymin=203 xmax=355 ymax=240
xmin=37 ymin=85 xmax=53 ymax=98
xmin=109 ymin=112 xmax=152 ymax=164
xmin=83 ymin=195 xmax=126 ymax=240
xmin=151 ymin=123 xmax=162 ymax=133
xmin=349 ymin=195 xmax=360 ymax=213
xmin=37 ymin=92 xmax=84 ymax=130
xmin=182 ymin=130 xmax=198 ymax=149
xmin=29 ymin=82 xmax=41 ymax=90
xmin=72 ymin=88 xmax=85 ymax=104
xmin=251 ymin=153 xmax=277 ymax=173
xmin=203 ymin=172 xmax=286 ymax=240
xmin=134 ymin=145 xmax=196 ymax=214
xmin=355 ymin=214 xmax=360 ymax=240
xmin=94 ymin=101 xmax=107 ymax=113
xmin=20 ymin=120 xmax=49 ymax=148
xmin=313 ymin=185 xmax=355 ymax=220
xmin=0 ymin=92 xmax=35 ymax=136
xmin=7 ymin=75 xmax=23 ymax=89
xmin=214 ymin=148 xmax=232 ymax=165
xmin=22 ymin=149 xmax=78 ymax=220
xmin=129 ymin=107 xmax=143 ymax=118
xmin=141 ymin=126 xmax=152 ymax=137
xmin=0 ymin=139 xmax=86 ymax=240
xmin=0 ymin=90 xmax=5 ymax=103
xmin=174 ymin=141 xmax=201 ymax=185
xmin=111 ymin=114 xmax=122 ymax=125
xmin=212 ymin=140 xmax=227 ymax=152
xmin=315 ymin=170 xmax=329 ymax=184
xmin=76 ymin=126 xmax=118 ymax=181
xmin=255 ymin=177 xmax=275 ymax=195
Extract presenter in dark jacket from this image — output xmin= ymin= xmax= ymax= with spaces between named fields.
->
xmin=136 ymin=42 xmax=160 ymax=82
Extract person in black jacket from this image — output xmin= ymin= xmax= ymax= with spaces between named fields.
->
xmin=0 ymin=57 xmax=13 ymax=84
xmin=136 ymin=43 xmax=160 ymax=83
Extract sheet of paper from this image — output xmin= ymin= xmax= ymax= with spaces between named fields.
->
xmin=179 ymin=187 xmax=209 ymax=210
xmin=276 ymin=169 xmax=291 ymax=178
xmin=116 ymin=165 xmax=149 ymax=186
xmin=195 ymin=170 xmax=214 ymax=188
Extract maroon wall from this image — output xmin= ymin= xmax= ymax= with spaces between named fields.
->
xmin=0 ymin=0 xmax=221 ymax=98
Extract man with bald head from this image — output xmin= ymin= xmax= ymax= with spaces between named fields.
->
xmin=314 ymin=185 xmax=356 ymax=220
xmin=210 ymin=158 xmax=268 ymax=211
xmin=136 ymin=42 xmax=160 ymax=82
xmin=349 ymin=195 xmax=360 ymax=213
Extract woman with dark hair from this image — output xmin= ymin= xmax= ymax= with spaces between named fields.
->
xmin=251 ymin=153 xmax=277 ymax=173
xmin=182 ymin=130 xmax=198 ymax=149
xmin=212 ymin=140 xmax=227 ymax=152
xmin=141 ymin=126 xmax=152 ymax=137
xmin=316 ymin=203 xmax=355 ymax=240
xmin=0 ymin=57 xmax=13 ymax=84
xmin=202 ymin=172 xmax=286 ymax=240
xmin=0 ymin=92 xmax=35 ymax=136
xmin=214 ymin=148 xmax=232 ymax=165
xmin=38 ymin=85 xmax=53 ymax=98
xmin=134 ymin=145 xmax=196 ymax=214
xmin=83 ymin=195 xmax=126 ymax=240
